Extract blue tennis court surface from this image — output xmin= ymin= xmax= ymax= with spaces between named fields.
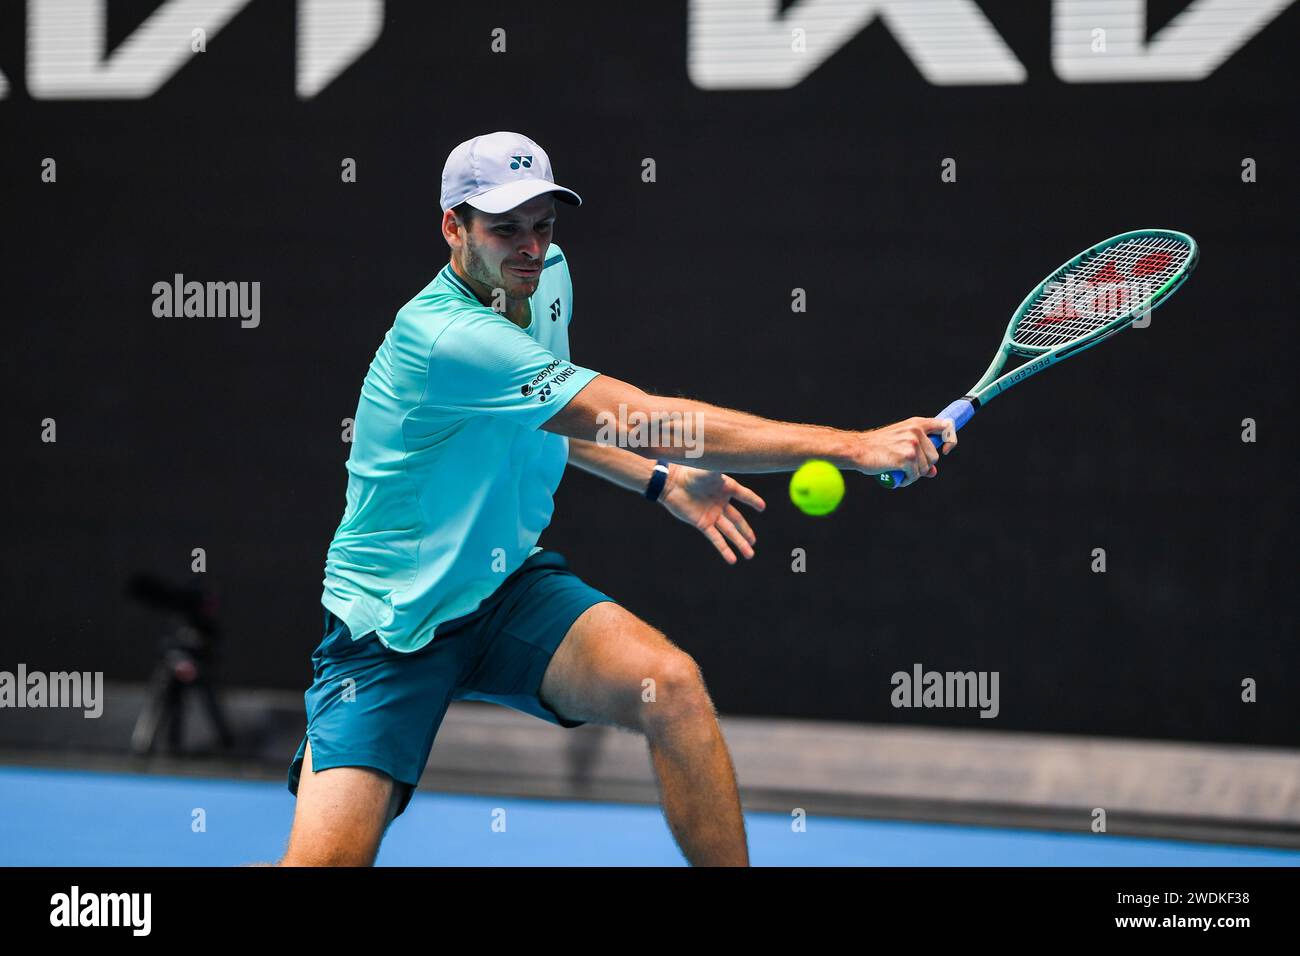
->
xmin=2 ymin=766 xmax=1297 ymax=867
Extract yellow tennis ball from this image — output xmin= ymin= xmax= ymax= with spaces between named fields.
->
xmin=789 ymin=460 xmax=845 ymax=516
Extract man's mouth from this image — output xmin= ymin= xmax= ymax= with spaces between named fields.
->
xmin=507 ymin=264 xmax=540 ymax=277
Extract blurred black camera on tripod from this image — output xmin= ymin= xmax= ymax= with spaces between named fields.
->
xmin=126 ymin=573 xmax=233 ymax=755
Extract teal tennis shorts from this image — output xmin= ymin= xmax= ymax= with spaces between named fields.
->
xmin=288 ymin=550 xmax=615 ymax=818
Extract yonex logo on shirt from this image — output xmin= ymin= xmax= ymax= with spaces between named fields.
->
xmin=550 ymin=298 xmax=562 ymax=321
xmin=521 ymin=364 xmax=577 ymax=401
xmin=521 ymin=360 xmax=561 ymax=396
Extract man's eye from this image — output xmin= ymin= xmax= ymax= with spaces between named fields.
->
xmin=537 ymin=223 xmax=553 ymax=232
xmin=495 ymin=226 xmax=515 ymax=235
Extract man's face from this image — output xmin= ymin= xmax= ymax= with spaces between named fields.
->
xmin=455 ymin=195 xmax=556 ymax=300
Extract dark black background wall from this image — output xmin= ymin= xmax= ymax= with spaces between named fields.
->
xmin=4 ymin=1 xmax=1297 ymax=745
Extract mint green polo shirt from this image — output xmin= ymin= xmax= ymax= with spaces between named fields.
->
xmin=321 ymin=242 xmax=600 ymax=652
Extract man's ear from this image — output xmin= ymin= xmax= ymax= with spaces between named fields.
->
xmin=441 ymin=209 xmax=463 ymax=247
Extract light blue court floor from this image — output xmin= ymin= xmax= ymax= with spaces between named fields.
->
xmin=2 ymin=766 xmax=1298 ymax=867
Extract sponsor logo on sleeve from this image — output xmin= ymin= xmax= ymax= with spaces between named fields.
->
xmin=520 ymin=361 xmax=577 ymax=401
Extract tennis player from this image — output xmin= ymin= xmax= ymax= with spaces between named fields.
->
xmin=280 ymin=131 xmax=955 ymax=867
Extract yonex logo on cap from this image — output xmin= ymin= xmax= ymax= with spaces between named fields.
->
xmin=440 ymin=132 xmax=582 ymax=213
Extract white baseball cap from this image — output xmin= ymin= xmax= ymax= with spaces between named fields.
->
xmin=439 ymin=131 xmax=582 ymax=214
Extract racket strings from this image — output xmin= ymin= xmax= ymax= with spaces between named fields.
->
xmin=1011 ymin=235 xmax=1192 ymax=351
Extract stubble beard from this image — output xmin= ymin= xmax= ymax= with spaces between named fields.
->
xmin=463 ymin=234 xmax=532 ymax=302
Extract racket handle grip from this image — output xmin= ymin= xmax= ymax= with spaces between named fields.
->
xmin=878 ymin=398 xmax=976 ymax=490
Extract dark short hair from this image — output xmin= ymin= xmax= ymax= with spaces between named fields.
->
xmin=451 ymin=201 xmax=478 ymax=228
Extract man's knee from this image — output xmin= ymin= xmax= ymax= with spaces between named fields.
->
xmin=641 ymin=648 xmax=715 ymax=737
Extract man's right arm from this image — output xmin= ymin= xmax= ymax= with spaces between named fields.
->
xmin=542 ymin=374 xmax=955 ymax=487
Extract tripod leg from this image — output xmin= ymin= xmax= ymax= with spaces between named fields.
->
xmin=130 ymin=663 xmax=174 ymax=755
xmin=198 ymin=678 xmax=235 ymax=749
xmin=166 ymin=677 xmax=185 ymax=753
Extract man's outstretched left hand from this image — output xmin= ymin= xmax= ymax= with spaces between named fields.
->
xmin=659 ymin=465 xmax=766 ymax=565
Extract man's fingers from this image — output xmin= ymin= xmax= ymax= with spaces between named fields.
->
xmin=702 ymin=525 xmax=737 ymax=564
xmin=907 ymin=427 xmax=941 ymax=475
xmin=725 ymin=478 xmax=766 ymax=512
xmin=921 ymin=432 xmax=940 ymax=468
xmin=723 ymin=503 xmax=756 ymax=545
xmin=922 ymin=417 xmax=958 ymax=455
xmin=716 ymin=516 xmax=755 ymax=560
xmin=881 ymin=417 xmax=958 ymax=487
xmin=937 ymin=418 xmax=958 ymax=455
xmin=899 ymin=454 xmax=922 ymax=488
xmin=894 ymin=441 xmax=917 ymax=487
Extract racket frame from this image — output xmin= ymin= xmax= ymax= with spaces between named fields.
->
xmin=966 ymin=228 xmax=1199 ymax=410
xmin=878 ymin=228 xmax=1199 ymax=489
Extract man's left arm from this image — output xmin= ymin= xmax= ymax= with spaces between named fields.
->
xmin=566 ymin=438 xmax=765 ymax=565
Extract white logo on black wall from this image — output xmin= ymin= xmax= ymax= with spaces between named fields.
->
xmin=4 ymin=1 xmax=1289 ymax=100
xmin=688 ymin=0 xmax=1294 ymax=89
xmin=13 ymin=0 xmax=385 ymax=99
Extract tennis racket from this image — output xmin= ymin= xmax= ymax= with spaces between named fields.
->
xmin=879 ymin=228 xmax=1199 ymax=489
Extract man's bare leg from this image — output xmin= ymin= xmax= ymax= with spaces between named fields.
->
xmin=539 ymin=602 xmax=748 ymax=866
xmin=275 ymin=740 xmax=403 ymax=866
